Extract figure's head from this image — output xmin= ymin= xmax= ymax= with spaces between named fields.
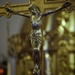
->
xmin=29 ymin=4 xmax=41 ymax=15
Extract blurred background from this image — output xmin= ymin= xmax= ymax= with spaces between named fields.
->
xmin=0 ymin=0 xmax=75 ymax=75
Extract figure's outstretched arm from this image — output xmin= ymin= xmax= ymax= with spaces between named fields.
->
xmin=5 ymin=7 xmax=30 ymax=18
xmin=42 ymin=2 xmax=71 ymax=17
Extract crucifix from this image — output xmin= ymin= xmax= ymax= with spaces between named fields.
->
xmin=0 ymin=0 xmax=73 ymax=75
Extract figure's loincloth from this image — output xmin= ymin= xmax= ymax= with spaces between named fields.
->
xmin=29 ymin=29 xmax=42 ymax=50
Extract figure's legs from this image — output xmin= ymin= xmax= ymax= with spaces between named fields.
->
xmin=32 ymin=49 xmax=41 ymax=75
xmin=33 ymin=49 xmax=40 ymax=65
xmin=30 ymin=30 xmax=42 ymax=75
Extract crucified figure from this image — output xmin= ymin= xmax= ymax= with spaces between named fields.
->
xmin=6 ymin=2 xmax=71 ymax=75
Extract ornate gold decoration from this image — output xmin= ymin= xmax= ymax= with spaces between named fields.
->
xmin=8 ymin=33 xmax=33 ymax=75
xmin=8 ymin=33 xmax=32 ymax=57
xmin=47 ymin=10 xmax=75 ymax=75
xmin=57 ymin=41 xmax=69 ymax=75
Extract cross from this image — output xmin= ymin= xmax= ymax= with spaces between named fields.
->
xmin=0 ymin=0 xmax=75 ymax=18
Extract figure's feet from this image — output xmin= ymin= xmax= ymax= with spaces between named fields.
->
xmin=5 ymin=7 xmax=13 ymax=13
xmin=33 ymin=64 xmax=40 ymax=75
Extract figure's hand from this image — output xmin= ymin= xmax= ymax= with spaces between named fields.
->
xmin=62 ymin=2 xmax=71 ymax=8
xmin=5 ymin=7 xmax=13 ymax=13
